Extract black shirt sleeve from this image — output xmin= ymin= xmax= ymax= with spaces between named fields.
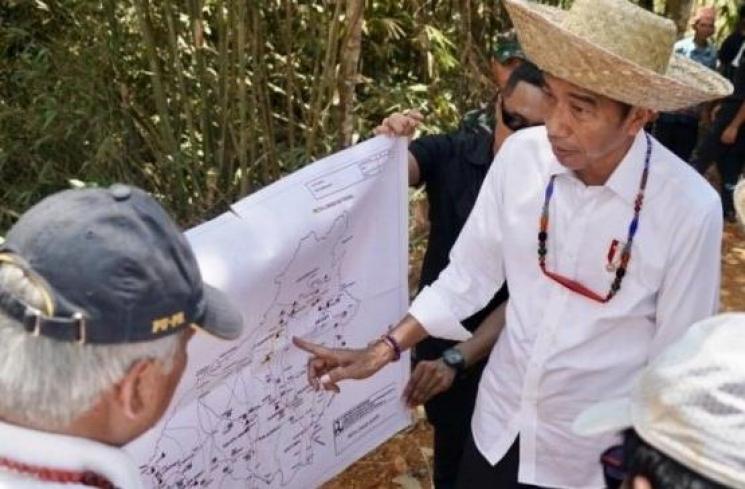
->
xmin=732 ymin=61 xmax=745 ymax=100
xmin=409 ymin=134 xmax=458 ymax=186
xmin=720 ymin=32 xmax=743 ymax=67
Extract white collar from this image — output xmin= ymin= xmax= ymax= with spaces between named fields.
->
xmin=547 ymin=130 xmax=648 ymax=207
xmin=0 ymin=420 xmax=144 ymax=488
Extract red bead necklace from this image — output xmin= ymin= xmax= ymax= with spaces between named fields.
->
xmin=538 ymin=133 xmax=652 ymax=303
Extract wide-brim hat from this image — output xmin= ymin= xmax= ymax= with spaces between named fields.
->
xmin=503 ymin=0 xmax=733 ymax=112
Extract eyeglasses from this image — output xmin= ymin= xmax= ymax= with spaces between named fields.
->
xmin=500 ymin=97 xmax=543 ymax=132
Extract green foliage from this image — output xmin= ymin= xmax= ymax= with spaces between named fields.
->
xmin=0 ymin=0 xmax=740 ymax=234
xmin=0 ymin=0 xmax=485 ymax=231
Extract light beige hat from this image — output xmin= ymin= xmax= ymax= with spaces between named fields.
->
xmin=574 ymin=313 xmax=745 ymax=489
xmin=503 ymin=0 xmax=733 ymax=112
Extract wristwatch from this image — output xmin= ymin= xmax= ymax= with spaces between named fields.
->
xmin=441 ymin=347 xmax=466 ymax=373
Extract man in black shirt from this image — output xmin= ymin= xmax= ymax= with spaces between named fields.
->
xmin=691 ymin=59 xmax=745 ymax=220
xmin=718 ymin=5 xmax=745 ymax=82
xmin=374 ymin=61 xmax=547 ymax=489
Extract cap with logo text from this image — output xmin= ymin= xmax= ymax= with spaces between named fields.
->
xmin=0 ymin=184 xmax=244 ymax=344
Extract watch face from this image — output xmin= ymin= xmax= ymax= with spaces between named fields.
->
xmin=443 ymin=348 xmax=464 ymax=368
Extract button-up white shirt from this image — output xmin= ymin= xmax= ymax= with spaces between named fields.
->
xmin=409 ymin=127 xmax=722 ymax=489
xmin=0 ymin=420 xmax=144 ymax=488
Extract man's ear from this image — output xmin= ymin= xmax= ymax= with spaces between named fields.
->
xmin=490 ymin=59 xmax=511 ymax=90
xmin=114 ymin=359 xmax=157 ymax=420
xmin=625 ymin=107 xmax=656 ymax=136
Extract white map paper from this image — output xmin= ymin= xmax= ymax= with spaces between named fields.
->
xmin=126 ymin=136 xmax=412 ymax=489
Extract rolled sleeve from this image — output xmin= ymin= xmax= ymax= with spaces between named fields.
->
xmin=409 ymin=286 xmax=473 ymax=341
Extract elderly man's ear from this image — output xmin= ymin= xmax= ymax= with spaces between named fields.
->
xmin=115 ymin=359 xmax=161 ymax=420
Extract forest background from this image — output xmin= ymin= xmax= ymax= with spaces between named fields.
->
xmin=2 ymin=0 xmax=743 ymax=235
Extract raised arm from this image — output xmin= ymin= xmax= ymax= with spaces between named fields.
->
xmin=374 ymin=110 xmax=424 ymax=185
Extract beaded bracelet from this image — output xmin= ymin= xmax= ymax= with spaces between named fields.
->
xmin=380 ymin=334 xmax=401 ymax=362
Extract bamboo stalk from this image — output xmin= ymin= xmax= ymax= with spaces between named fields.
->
xmin=132 ymin=0 xmax=179 ymax=158
xmin=188 ymin=0 xmax=215 ymax=174
xmin=215 ymin=0 xmax=232 ymax=190
xmin=236 ymin=0 xmax=250 ymax=195
xmin=164 ymin=0 xmax=197 ymax=149
xmin=252 ymin=10 xmax=279 ymax=183
xmin=338 ymin=0 xmax=365 ymax=148
xmin=305 ymin=0 xmax=344 ymax=158
xmin=281 ymin=0 xmax=297 ymax=151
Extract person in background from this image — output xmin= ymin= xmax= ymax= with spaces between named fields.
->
xmin=490 ymin=31 xmax=528 ymax=88
xmin=0 ymin=184 xmax=243 ymax=488
xmin=374 ymin=60 xmax=547 ymax=489
xmin=574 ymin=313 xmax=745 ymax=489
xmin=690 ymin=56 xmax=745 ymax=221
xmin=718 ymin=4 xmax=745 ymax=82
xmin=653 ymin=6 xmax=718 ymax=162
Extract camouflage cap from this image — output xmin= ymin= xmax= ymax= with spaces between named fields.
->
xmin=491 ymin=30 xmax=526 ymax=63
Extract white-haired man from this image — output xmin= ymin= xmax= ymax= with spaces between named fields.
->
xmin=0 ymin=184 xmax=243 ymax=488
xmin=294 ymin=0 xmax=733 ymax=487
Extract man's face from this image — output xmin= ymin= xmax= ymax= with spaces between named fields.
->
xmin=542 ymin=75 xmax=639 ymax=174
xmin=494 ymin=81 xmax=547 ymax=148
xmin=694 ymin=18 xmax=715 ymax=40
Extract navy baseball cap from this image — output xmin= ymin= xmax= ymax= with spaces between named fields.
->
xmin=0 ymin=184 xmax=244 ymax=344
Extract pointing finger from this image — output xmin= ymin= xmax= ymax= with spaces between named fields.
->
xmin=293 ymin=336 xmax=337 ymax=360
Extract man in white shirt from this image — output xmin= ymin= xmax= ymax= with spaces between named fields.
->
xmin=0 ymin=184 xmax=243 ymax=488
xmin=294 ymin=0 xmax=732 ymax=487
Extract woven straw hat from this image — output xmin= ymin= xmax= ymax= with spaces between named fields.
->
xmin=503 ymin=0 xmax=733 ymax=112
xmin=574 ymin=313 xmax=745 ymax=489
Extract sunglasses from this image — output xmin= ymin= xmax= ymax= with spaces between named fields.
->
xmin=500 ymin=98 xmax=543 ymax=132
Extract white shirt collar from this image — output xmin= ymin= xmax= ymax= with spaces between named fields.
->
xmin=547 ymin=130 xmax=648 ymax=206
xmin=0 ymin=420 xmax=144 ymax=488
xmin=604 ymin=131 xmax=648 ymax=206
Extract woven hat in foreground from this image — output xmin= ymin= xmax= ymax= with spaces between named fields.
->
xmin=503 ymin=0 xmax=733 ymax=112
xmin=574 ymin=314 xmax=745 ymax=489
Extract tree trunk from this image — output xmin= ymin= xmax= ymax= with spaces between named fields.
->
xmin=665 ymin=0 xmax=696 ymax=36
xmin=338 ymin=0 xmax=365 ymax=148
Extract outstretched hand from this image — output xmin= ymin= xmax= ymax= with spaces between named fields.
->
xmin=292 ymin=336 xmax=394 ymax=393
xmin=374 ymin=110 xmax=424 ymax=138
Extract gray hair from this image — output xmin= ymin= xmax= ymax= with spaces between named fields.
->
xmin=0 ymin=263 xmax=181 ymax=429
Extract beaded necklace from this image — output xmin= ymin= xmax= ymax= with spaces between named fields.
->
xmin=538 ymin=133 xmax=652 ymax=303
